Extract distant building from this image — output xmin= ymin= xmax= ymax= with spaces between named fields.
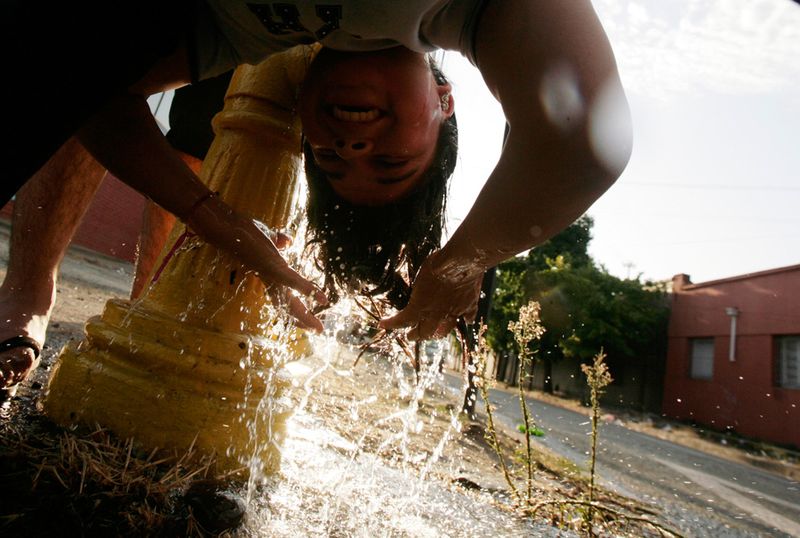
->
xmin=663 ymin=266 xmax=800 ymax=449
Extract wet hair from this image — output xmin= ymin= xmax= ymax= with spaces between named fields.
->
xmin=304 ymin=62 xmax=458 ymax=311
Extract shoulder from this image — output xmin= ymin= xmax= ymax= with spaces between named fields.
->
xmin=192 ymin=1 xmax=488 ymax=80
xmin=419 ymin=0 xmax=489 ymax=63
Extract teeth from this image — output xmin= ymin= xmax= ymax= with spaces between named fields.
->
xmin=332 ymin=106 xmax=380 ymax=122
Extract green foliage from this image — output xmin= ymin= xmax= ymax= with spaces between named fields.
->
xmin=487 ymin=216 xmax=669 ymax=366
xmin=486 ymin=256 xmax=529 ymax=354
xmin=517 ymin=424 xmax=546 ymax=437
xmin=526 ymin=215 xmax=594 ymax=272
xmin=528 ymin=264 xmax=669 ymax=363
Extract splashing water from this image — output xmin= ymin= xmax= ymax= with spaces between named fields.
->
xmin=129 ymin=201 xmax=558 ymax=535
xmin=233 ymin=341 xmax=553 ymax=535
xmin=220 ymin=291 xmax=562 ymax=537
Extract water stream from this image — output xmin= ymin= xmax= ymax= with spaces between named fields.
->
xmin=122 ymin=210 xmax=567 ymax=535
xmin=232 ymin=328 xmax=558 ymax=537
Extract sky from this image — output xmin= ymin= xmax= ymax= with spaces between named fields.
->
xmin=439 ymin=0 xmax=800 ymax=284
xmin=149 ymin=0 xmax=799 ymax=285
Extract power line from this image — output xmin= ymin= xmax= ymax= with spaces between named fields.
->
xmin=619 ymin=181 xmax=800 ymax=192
xmin=591 ymin=210 xmax=800 ymax=224
xmin=624 ymin=233 xmax=800 ymax=246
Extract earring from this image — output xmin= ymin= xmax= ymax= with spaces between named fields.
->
xmin=440 ymin=93 xmax=450 ymax=112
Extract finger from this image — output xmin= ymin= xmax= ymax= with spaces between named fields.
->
xmin=463 ymin=302 xmax=480 ymax=325
xmin=379 ymin=308 xmax=415 ymax=330
xmin=433 ymin=317 xmax=458 ymax=339
xmin=406 ymin=315 xmax=442 ymax=341
xmin=286 ymin=294 xmax=324 ymax=333
xmin=411 ymin=317 xmax=457 ymax=341
xmin=270 ymin=264 xmax=328 ymax=307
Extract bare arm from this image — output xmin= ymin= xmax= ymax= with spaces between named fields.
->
xmin=447 ymin=0 xmax=631 ymax=266
xmin=77 ymin=44 xmax=326 ymax=330
xmin=383 ymin=0 xmax=631 ymax=338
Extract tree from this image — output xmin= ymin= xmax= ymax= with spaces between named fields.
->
xmin=527 ymin=264 xmax=669 ymax=364
xmin=488 ymin=216 xmax=594 ymax=387
xmin=526 ymin=214 xmax=593 ymax=271
xmin=487 ymin=215 xmax=669 ymax=395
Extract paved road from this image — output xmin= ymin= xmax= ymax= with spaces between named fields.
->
xmin=443 ymin=373 xmax=800 ymax=537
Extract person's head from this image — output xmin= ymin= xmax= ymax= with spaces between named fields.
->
xmin=299 ymin=46 xmax=458 ymax=309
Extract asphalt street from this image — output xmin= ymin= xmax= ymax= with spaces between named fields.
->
xmin=442 ymin=372 xmax=800 ymax=537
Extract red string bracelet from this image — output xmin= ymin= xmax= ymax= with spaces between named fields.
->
xmin=185 ymin=190 xmax=219 ymax=221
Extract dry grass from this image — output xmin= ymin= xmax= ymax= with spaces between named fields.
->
xmin=0 ymin=414 xmax=228 ymax=536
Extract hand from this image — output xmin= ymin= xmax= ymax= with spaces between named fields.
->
xmin=186 ymin=194 xmax=328 ymax=332
xmin=267 ymin=287 xmax=326 ymax=333
xmin=379 ymin=250 xmax=485 ymax=340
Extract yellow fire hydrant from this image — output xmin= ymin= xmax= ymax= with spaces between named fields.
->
xmin=45 ymin=46 xmax=314 ymax=474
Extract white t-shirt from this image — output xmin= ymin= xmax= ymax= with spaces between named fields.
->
xmin=193 ymin=0 xmax=487 ymax=80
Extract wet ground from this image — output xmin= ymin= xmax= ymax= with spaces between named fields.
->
xmin=0 ymin=231 xmax=597 ymax=536
xmin=2 ymin=226 xmax=795 ymax=536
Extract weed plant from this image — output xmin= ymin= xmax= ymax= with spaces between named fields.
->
xmin=473 ymin=302 xmax=683 ymax=537
xmin=507 ymin=301 xmax=546 ymax=502
xmin=580 ymin=349 xmax=613 ymax=536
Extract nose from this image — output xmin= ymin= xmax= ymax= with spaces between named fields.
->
xmin=334 ymin=138 xmax=373 ymax=159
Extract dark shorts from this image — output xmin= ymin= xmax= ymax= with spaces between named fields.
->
xmin=166 ymin=71 xmax=233 ymax=160
xmin=0 ymin=0 xmax=195 ymax=205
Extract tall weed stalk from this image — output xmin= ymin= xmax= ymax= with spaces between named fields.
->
xmin=508 ymin=301 xmax=546 ymax=503
xmin=581 ymin=349 xmax=613 ymax=534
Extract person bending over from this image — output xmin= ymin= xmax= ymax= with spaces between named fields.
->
xmin=0 ymin=51 xmax=457 ymax=396
xmin=0 ymin=71 xmax=232 ymax=397
xmin=0 ymin=1 xmax=631 ymax=386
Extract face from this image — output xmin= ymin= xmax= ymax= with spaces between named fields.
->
xmin=299 ymin=47 xmax=454 ymax=206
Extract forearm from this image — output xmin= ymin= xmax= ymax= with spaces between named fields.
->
xmin=78 ymin=92 xmax=210 ymax=220
xmin=441 ymin=123 xmax=620 ymax=272
xmin=78 ymin=94 xmax=284 ymax=277
xmin=77 ymin=84 xmax=325 ymax=325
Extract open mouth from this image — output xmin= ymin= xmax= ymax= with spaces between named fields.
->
xmin=330 ymin=104 xmax=382 ymax=122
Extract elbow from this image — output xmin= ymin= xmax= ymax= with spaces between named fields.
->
xmin=531 ymin=70 xmax=632 ymax=190
xmin=585 ymin=77 xmax=633 ymax=185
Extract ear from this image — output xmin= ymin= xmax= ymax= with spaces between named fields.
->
xmin=436 ymin=82 xmax=455 ymax=119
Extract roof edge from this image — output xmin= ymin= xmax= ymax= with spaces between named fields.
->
xmin=678 ymin=263 xmax=800 ymax=291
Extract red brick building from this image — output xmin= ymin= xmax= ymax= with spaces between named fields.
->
xmin=1 ymin=173 xmax=145 ymax=263
xmin=663 ymin=266 xmax=800 ymax=449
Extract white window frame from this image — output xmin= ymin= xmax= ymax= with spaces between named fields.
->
xmin=689 ymin=337 xmax=714 ymax=380
xmin=776 ymin=335 xmax=800 ymax=389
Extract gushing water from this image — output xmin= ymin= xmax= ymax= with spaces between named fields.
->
xmin=224 ymin=298 xmax=555 ymax=537
xmin=114 ymin=201 xmax=558 ymax=535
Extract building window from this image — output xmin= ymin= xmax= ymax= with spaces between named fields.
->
xmin=689 ymin=338 xmax=714 ymax=380
xmin=776 ymin=336 xmax=800 ymax=389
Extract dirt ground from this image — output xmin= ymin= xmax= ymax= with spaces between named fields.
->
xmin=0 ymin=230 xmax=794 ymax=535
